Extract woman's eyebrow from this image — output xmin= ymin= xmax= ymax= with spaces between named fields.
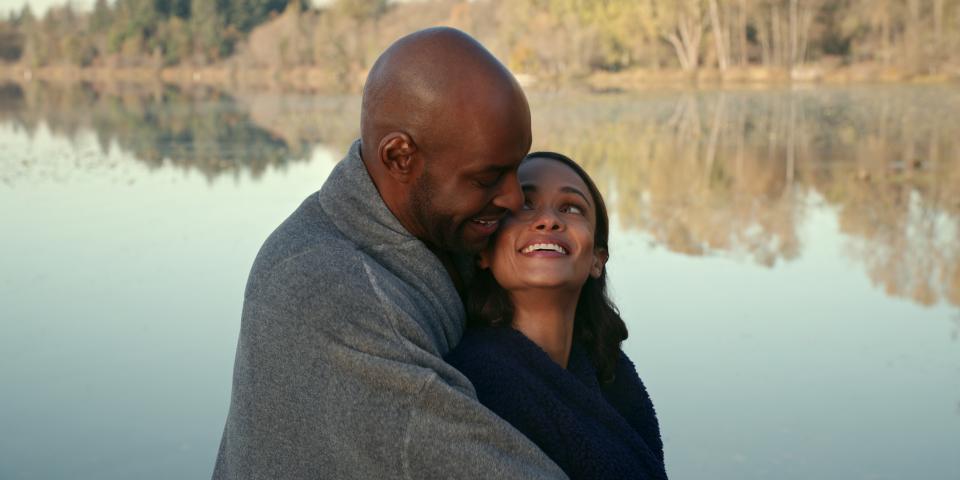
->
xmin=560 ymin=186 xmax=592 ymax=206
xmin=522 ymin=183 xmax=591 ymax=205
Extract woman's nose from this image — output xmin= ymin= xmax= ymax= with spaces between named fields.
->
xmin=533 ymin=210 xmax=563 ymax=231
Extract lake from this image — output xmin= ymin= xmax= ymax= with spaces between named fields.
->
xmin=1 ymin=82 xmax=958 ymax=479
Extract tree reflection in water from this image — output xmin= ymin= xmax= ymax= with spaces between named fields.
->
xmin=1 ymin=82 xmax=958 ymax=309
xmin=528 ymin=86 xmax=960 ymax=309
xmin=0 ymin=81 xmax=360 ymax=181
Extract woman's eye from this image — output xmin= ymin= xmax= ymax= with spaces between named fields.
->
xmin=561 ymin=204 xmax=584 ymax=215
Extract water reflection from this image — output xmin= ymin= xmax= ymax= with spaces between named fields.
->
xmin=1 ymin=82 xmax=958 ymax=309
xmin=529 ymin=87 xmax=960 ymax=309
xmin=0 ymin=82 xmax=358 ymax=182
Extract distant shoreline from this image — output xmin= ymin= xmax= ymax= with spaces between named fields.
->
xmin=2 ymin=63 xmax=958 ymax=94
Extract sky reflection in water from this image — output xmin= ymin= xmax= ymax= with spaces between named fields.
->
xmin=0 ymin=83 xmax=957 ymax=480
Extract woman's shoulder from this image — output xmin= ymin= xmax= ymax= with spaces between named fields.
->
xmin=603 ymin=350 xmax=665 ymax=464
xmin=603 ymin=354 xmax=645 ymax=410
xmin=612 ymin=351 xmax=645 ymax=389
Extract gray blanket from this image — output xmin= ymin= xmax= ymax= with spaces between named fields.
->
xmin=213 ymin=140 xmax=565 ymax=479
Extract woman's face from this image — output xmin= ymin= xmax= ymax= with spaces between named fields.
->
xmin=479 ymin=157 xmax=607 ymax=293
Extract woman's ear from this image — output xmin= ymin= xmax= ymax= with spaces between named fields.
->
xmin=477 ymin=251 xmax=491 ymax=270
xmin=591 ymin=248 xmax=608 ymax=278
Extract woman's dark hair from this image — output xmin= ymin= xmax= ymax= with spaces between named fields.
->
xmin=466 ymin=151 xmax=628 ymax=383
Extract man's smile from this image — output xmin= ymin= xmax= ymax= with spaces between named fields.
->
xmin=469 ymin=211 xmax=507 ymax=235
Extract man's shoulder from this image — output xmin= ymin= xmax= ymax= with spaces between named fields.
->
xmin=245 ymin=193 xmax=385 ymax=301
xmin=258 ymin=194 xmax=359 ymax=269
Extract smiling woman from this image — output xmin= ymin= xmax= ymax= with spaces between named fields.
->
xmin=482 ymin=156 xmax=605 ymax=299
xmin=445 ymin=152 xmax=668 ymax=480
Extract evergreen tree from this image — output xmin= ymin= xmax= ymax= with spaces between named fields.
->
xmin=222 ymin=0 xmax=289 ymax=32
xmin=91 ymin=0 xmax=112 ymax=31
xmin=190 ymin=0 xmax=227 ymax=62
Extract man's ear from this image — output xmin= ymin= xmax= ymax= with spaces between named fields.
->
xmin=379 ymin=132 xmax=419 ymax=182
xmin=591 ymin=248 xmax=608 ymax=278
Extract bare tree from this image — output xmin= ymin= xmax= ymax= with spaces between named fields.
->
xmin=708 ymin=0 xmax=730 ymax=70
xmin=657 ymin=0 xmax=706 ymax=71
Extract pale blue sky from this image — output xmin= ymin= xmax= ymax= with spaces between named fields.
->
xmin=1 ymin=0 xmax=95 ymax=16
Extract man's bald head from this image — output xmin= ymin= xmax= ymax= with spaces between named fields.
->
xmin=360 ymin=27 xmax=529 ymax=162
xmin=359 ymin=28 xmax=531 ymax=255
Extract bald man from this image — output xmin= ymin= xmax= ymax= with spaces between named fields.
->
xmin=213 ymin=28 xmax=567 ymax=479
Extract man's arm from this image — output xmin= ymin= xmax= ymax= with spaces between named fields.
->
xmin=399 ymin=350 xmax=567 ymax=479
xmin=214 ymin=255 xmax=566 ymax=479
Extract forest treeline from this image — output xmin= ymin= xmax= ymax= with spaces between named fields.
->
xmin=1 ymin=0 xmax=959 ymax=88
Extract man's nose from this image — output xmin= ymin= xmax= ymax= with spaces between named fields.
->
xmin=492 ymin=172 xmax=523 ymax=213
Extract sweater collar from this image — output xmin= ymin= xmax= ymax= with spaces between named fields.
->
xmin=318 ymin=139 xmax=417 ymax=251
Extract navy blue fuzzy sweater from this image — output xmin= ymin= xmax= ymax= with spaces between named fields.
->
xmin=445 ymin=326 xmax=667 ymax=480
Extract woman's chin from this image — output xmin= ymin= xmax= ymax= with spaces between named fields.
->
xmin=510 ymin=272 xmax=588 ymax=292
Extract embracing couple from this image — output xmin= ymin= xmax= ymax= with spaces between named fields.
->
xmin=214 ymin=27 xmax=667 ymax=480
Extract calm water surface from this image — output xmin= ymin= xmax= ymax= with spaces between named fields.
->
xmin=1 ymin=83 xmax=958 ymax=479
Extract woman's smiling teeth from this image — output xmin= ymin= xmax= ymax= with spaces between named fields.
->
xmin=520 ymin=243 xmax=568 ymax=255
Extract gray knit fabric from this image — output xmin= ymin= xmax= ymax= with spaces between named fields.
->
xmin=213 ymin=140 xmax=566 ymax=479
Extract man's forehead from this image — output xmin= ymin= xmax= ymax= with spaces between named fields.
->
xmin=447 ymin=144 xmax=516 ymax=172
